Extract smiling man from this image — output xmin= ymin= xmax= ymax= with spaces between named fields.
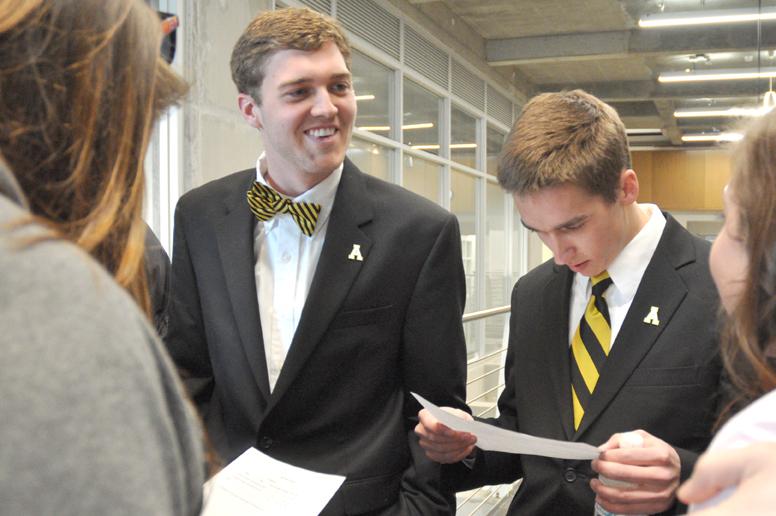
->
xmin=165 ymin=7 xmax=468 ymax=515
xmin=416 ymin=90 xmax=722 ymax=515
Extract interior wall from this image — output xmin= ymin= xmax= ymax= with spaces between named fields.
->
xmin=180 ymin=0 xmax=270 ymax=193
xmin=632 ymin=149 xmax=732 ymax=211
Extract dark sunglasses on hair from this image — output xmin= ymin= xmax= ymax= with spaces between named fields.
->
xmin=158 ymin=11 xmax=177 ymax=64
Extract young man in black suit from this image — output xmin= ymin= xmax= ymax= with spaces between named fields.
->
xmin=416 ymin=90 xmax=722 ymax=515
xmin=166 ymin=7 xmax=468 ymax=515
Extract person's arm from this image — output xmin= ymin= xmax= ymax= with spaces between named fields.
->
xmin=591 ymin=430 xmax=683 ymax=515
xmin=399 ymin=214 xmax=468 ymax=515
xmin=165 ymin=200 xmax=214 ymax=410
xmin=677 ymin=442 xmax=776 ymax=514
xmin=416 ymin=281 xmax=525 ymax=492
xmin=143 ymin=223 xmax=171 ymax=338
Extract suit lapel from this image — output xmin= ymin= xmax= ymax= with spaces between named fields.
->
xmin=542 ymin=266 xmax=576 ymax=440
xmin=267 ymin=160 xmax=373 ymax=407
xmin=215 ymin=170 xmax=271 ymax=400
xmin=574 ymin=217 xmax=692 ymax=437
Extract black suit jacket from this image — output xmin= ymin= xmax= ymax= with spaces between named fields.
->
xmin=447 ymin=215 xmax=722 ymax=515
xmin=167 ymin=159 xmax=468 ymax=515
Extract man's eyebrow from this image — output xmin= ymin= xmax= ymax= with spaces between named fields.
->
xmin=278 ymin=73 xmax=352 ymax=89
xmin=520 ymin=215 xmax=587 ymax=233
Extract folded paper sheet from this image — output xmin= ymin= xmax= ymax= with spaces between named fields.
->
xmin=413 ymin=392 xmax=600 ymax=460
xmin=202 ymin=447 xmax=345 ymax=515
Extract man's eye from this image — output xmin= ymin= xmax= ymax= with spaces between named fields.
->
xmin=287 ymin=88 xmax=309 ymax=98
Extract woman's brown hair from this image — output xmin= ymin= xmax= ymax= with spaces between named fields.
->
xmin=0 ymin=0 xmax=187 ymax=316
xmin=718 ymin=109 xmax=776 ymax=423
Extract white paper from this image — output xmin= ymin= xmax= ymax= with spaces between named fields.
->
xmin=413 ymin=392 xmax=600 ymax=460
xmin=201 ymin=447 xmax=346 ymax=516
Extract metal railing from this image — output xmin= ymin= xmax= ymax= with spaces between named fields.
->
xmin=455 ymin=305 xmax=520 ymax=515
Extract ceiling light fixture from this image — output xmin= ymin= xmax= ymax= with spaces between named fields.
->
xmin=356 ymin=122 xmax=435 ymax=132
xmin=357 ymin=125 xmax=390 ymax=132
xmin=402 ymin=122 xmax=435 ymax=130
xmin=354 ymin=94 xmax=375 ymax=101
xmin=626 ymin=128 xmax=663 ymax=135
xmin=674 ymin=107 xmax=772 ymax=117
xmin=681 ymin=132 xmax=744 ymax=143
xmin=639 ymin=8 xmax=776 ymax=28
xmin=410 ymin=143 xmax=478 ymax=150
xmin=659 ymin=68 xmax=776 ymax=82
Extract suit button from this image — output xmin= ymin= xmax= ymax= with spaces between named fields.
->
xmin=564 ymin=467 xmax=577 ymax=483
xmin=259 ymin=436 xmax=273 ymax=450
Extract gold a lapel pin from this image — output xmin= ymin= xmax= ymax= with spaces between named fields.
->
xmin=643 ymin=306 xmax=660 ymax=326
xmin=348 ymin=244 xmax=364 ymax=261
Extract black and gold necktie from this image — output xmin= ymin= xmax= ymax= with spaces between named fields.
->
xmin=571 ymin=271 xmax=613 ymax=431
xmin=246 ymin=181 xmax=321 ymax=237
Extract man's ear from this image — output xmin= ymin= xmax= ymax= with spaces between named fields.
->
xmin=237 ymin=93 xmax=262 ymax=129
xmin=619 ymin=168 xmax=640 ymax=205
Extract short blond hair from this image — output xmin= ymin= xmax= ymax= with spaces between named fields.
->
xmin=230 ymin=7 xmax=351 ymax=103
xmin=498 ymin=89 xmax=630 ymax=203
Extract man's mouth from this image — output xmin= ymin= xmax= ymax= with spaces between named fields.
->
xmin=306 ymin=127 xmax=337 ymax=138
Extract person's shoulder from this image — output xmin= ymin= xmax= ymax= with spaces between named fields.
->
xmin=0 ymin=214 xmax=155 ymax=365
xmin=515 ymin=259 xmax=558 ymax=290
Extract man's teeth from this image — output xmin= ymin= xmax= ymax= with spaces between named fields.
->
xmin=307 ymin=128 xmax=336 ymax=137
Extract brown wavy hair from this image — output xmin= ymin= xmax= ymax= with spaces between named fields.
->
xmin=0 ymin=0 xmax=188 ymax=316
xmin=498 ymin=89 xmax=631 ymax=203
xmin=717 ymin=109 xmax=776 ymax=423
xmin=230 ymin=6 xmax=351 ymax=103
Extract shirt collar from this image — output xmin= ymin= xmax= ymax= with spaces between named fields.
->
xmin=254 ymin=152 xmax=343 ymax=233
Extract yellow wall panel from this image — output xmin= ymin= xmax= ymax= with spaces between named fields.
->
xmin=652 ymin=150 xmax=707 ymax=210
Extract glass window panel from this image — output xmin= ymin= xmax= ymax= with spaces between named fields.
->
xmin=485 ymin=181 xmax=508 ymax=305
xmin=352 ymin=51 xmax=393 ymax=138
xmin=451 ymin=106 xmax=477 ymax=168
xmin=485 ymin=182 xmax=509 ymax=356
xmin=487 ymin=125 xmax=506 ymax=176
xmin=402 ymin=154 xmax=441 ymax=205
xmin=403 ymin=79 xmax=441 ymax=155
xmin=451 ymin=170 xmax=477 ymax=312
xmin=348 ymin=137 xmax=390 ymax=181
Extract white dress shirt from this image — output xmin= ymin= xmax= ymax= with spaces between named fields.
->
xmin=253 ymin=153 xmax=343 ymax=391
xmin=568 ymin=204 xmax=666 ymax=348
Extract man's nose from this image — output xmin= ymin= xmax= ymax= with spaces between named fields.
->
xmin=311 ymin=89 xmax=337 ymax=117
xmin=549 ymin=236 xmax=574 ymax=266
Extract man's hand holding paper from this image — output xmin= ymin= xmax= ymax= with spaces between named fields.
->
xmin=415 ymin=406 xmax=477 ymax=463
xmin=413 ymin=393 xmax=599 ymax=461
xmin=591 ymin=430 xmax=681 ymax=515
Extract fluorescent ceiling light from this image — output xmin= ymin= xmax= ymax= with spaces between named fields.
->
xmin=681 ymin=132 xmax=744 ymax=143
xmin=626 ymin=128 xmax=663 ymax=135
xmin=356 ymin=122 xmax=435 ymax=132
xmin=354 ymin=94 xmax=375 ymax=101
xmin=659 ymin=68 xmax=776 ymax=83
xmin=410 ymin=143 xmax=478 ymax=150
xmin=640 ymin=8 xmax=776 ymax=28
xmin=674 ymin=106 xmax=774 ymax=118
xmin=402 ymin=122 xmax=434 ymax=130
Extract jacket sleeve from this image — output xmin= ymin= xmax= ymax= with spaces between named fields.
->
xmin=165 ymin=198 xmax=215 ymax=412
xmin=396 ymin=213 xmax=469 ymax=515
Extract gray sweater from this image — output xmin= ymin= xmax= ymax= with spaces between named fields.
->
xmin=0 ymin=163 xmax=204 ymax=515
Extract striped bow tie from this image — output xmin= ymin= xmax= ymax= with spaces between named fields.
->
xmin=246 ymin=181 xmax=322 ymax=237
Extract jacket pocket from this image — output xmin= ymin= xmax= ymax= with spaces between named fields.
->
xmin=330 ymin=305 xmax=394 ymax=329
xmin=627 ymin=366 xmax=700 ymax=386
